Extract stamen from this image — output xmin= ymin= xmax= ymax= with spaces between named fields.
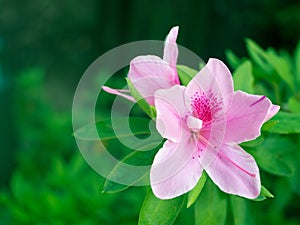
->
xmin=191 ymin=92 xmax=212 ymax=123
xmin=190 ymin=91 xmax=223 ymax=126
xmin=187 ymin=116 xmax=203 ymax=132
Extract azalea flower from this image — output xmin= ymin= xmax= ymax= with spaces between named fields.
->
xmin=150 ymin=58 xmax=280 ymax=199
xmin=102 ymin=26 xmax=180 ymax=105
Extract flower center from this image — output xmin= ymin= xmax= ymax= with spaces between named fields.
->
xmin=189 ymin=91 xmax=223 ymax=160
xmin=187 ymin=115 xmax=203 ymax=132
xmin=190 ymin=92 xmax=212 ymax=124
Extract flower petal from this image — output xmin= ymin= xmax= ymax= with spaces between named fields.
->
xmin=224 ymin=91 xmax=272 ymax=144
xmin=128 ymin=55 xmax=178 ymax=105
xmin=264 ymin=104 xmax=280 ymax=122
xmin=155 ymin=85 xmax=189 ymax=142
xmin=163 ymin=26 xmax=179 ymax=69
xmin=102 ymin=86 xmax=136 ymax=102
xmin=205 ymin=144 xmax=260 ymax=199
xmin=186 ymin=58 xmax=234 ymax=112
xmin=150 ymin=139 xmax=203 ymax=199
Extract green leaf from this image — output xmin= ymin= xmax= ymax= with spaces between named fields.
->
xmin=289 ymin=158 xmax=300 ymax=196
xmin=11 ymin=172 xmax=27 ymax=202
xmin=199 ymin=61 xmax=206 ymax=70
xmin=240 ymin=136 xmax=264 ymax=148
xmin=102 ymin=140 xmax=162 ymax=193
xmin=265 ymin=112 xmax=300 ymax=134
xmin=232 ymin=60 xmax=254 ymax=93
xmin=138 ymin=190 xmax=185 ymax=225
xmin=187 ymin=172 xmax=207 ymax=208
xmin=126 ymin=78 xmax=156 ymax=119
xmin=253 ymin=82 xmax=275 ymax=102
xmin=230 ymin=196 xmax=250 ymax=225
xmin=261 ymin=120 xmax=279 ymax=131
xmin=250 ymin=137 xmax=295 ymax=176
xmin=225 ymin=49 xmax=242 ymax=70
xmin=246 ymin=39 xmax=295 ymax=91
xmin=177 ymin=65 xmax=198 ymax=86
xmin=295 ymin=40 xmax=300 ymax=85
xmin=246 ymin=38 xmax=273 ymax=77
xmin=195 ymin=178 xmax=227 ymax=225
xmin=74 ymin=117 xmax=157 ymax=141
xmin=252 ymin=185 xmax=274 ymax=201
xmin=266 ymin=50 xmax=295 ymax=92
xmin=288 ymin=96 xmax=300 ymax=113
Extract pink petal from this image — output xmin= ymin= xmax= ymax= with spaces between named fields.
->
xmin=128 ymin=55 xmax=178 ymax=105
xmin=205 ymin=144 xmax=260 ymax=199
xmin=102 ymin=86 xmax=136 ymax=102
xmin=185 ymin=58 xmax=234 ymax=115
xmin=224 ymin=91 xmax=271 ymax=144
xmin=205 ymin=58 xmax=234 ymax=109
xmin=186 ymin=59 xmax=233 ymax=123
xmin=163 ymin=26 xmax=179 ymax=76
xmin=155 ymin=85 xmax=189 ymax=142
xmin=264 ymin=104 xmax=280 ymax=122
xmin=150 ymin=139 xmax=203 ymax=199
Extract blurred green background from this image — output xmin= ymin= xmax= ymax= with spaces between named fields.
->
xmin=0 ymin=0 xmax=300 ymax=224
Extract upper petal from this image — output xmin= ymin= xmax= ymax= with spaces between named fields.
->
xmin=163 ymin=26 xmax=179 ymax=69
xmin=128 ymin=55 xmax=178 ymax=105
xmin=150 ymin=139 xmax=203 ymax=199
xmin=185 ymin=58 xmax=234 ymax=119
xmin=224 ymin=91 xmax=272 ymax=144
xmin=129 ymin=55 xmax=177 ymax=83
xmin=155 ymin=85 xmax=189 ymax=142
xmin=206 ymin=59 xmax=234 ymax=108
xmin=205 ymin=144 xmax=261 ymax=199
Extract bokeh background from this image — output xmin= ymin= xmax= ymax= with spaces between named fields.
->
xmin=0 ymin=0 xmax=300 ymax=224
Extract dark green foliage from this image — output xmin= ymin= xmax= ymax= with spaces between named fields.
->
xmin=224 ymin=39 xmax=300 ymax=225
xmin=0 ymin=71 xmax=144 ymax=225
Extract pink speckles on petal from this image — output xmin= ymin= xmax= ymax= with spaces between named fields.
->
xmin=190 ymin=91 xmax=223 ymax=127
xmin=185 ymin=59 xmax=230 ymax=124
xmin=191 ymin=92 xmax=212 ymax=124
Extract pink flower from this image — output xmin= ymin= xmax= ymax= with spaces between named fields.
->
xmin=102 ymin=26 xmax=180 ymax=105
xmin=150 ymin=58 xmax=280 ymax=199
